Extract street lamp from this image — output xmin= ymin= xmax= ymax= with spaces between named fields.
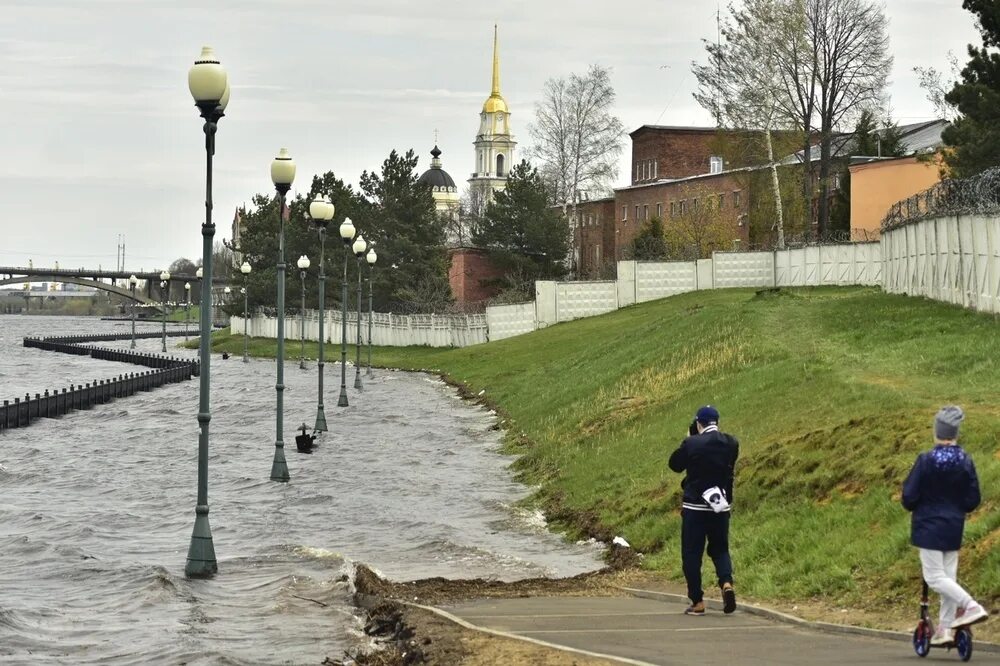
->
xmin=270 ymin=147 xmax=295 ymax=483
xmin=352 ymin=234 xmax=367 ymax=390
xmin=185 ymin=44 xmax=228 ymax=578
xmin=309 ymin=194 xmax=335 ymax=432
xmin=160 ymin=270 xmax=170 ymax=352
xmin=296 ymin=254 xmax=310 ymax=370
xmin=129 ymin=274 xmax=138 ymax=349
xmin=184 ymin=282 xmax=191 ymax=340
xmin=240 ymin=261 xmax=251 ymax=363
xmin=365 ymin=247 xmax=377 ymax=378
xmin=337 ymin=217 xmax=356 ymax=407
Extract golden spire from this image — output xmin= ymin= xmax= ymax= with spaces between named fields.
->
xmin=482 ymin=24 xmax=509 ymax=114
xmin=491 ymin=24 xmax=500 ymax=96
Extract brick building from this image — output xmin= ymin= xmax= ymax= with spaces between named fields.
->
xmin=448 ymin=247 xmax=506 ymax=304
xmin=572 ymin=126 xmax=751 ymax=275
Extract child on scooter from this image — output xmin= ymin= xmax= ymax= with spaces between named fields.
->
xmin=902 ymin=405 xmax=988 ymax=646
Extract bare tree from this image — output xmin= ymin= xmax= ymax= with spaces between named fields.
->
xmin=813 ymin=0 xmax=891 ymax=237
xmin=528 ymin=65 xmax=625 ymax=275
xmin=693 ymin=0 xmax=794 ymax=248
xmin=914 ymin=52 xmax=961 ymax=123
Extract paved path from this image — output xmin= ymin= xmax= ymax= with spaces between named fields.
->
xmin=439 ymin=595 xmax=986 ymax=665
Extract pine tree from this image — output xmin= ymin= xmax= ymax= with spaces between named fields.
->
xmin=941 ymin=0 xmax=1000 ymax=177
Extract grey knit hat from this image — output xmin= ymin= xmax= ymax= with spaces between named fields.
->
xmin=934 ymin=405 xmax=964 ymax=440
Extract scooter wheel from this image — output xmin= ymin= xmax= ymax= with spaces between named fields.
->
xmin=913 ymin=622 xmax=931 ymax=658
xmin=955 ymin=628 xmax=972 ymax=662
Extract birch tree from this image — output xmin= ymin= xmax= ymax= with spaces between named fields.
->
xmin=528 ymin=65 xmax=625 ymax=274
xmin=693 ymin=0 xmax=792 ymax=248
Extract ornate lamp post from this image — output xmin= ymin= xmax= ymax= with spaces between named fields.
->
xmin=240 ymin=261 xmax=251 ymax=362
xmin=184 ymin=282 xmax=191 ymax=340
xmin=185 ymin=44 xmax=229 ymax=578
xmin=337 ymin=217 xmax=356 ymax=407
xmin=223 ymin=286 xmax=231 ymax=304
xmin=270 ymin=147 xmax=295 ymax=483
xmin=159 ymin=270 xmax=171 ymax=352
xmin=365 ymin=247 xmax=377 ymax=378
xmin=309 ymin=194 xmax=334 ymax=432
xmin=129 ymin=274 xmax=138 ymax=349
xmin=352 ymin=235 xmax=366 ymax=390
xmin=296 ymin=254 xmax=310 ymax=370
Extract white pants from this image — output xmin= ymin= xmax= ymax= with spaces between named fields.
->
xmin=919 ymin=548 xmax=973 ymax=629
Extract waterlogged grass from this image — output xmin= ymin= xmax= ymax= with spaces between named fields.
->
xmin=203 ymin=287 xmax=1000 ymax=617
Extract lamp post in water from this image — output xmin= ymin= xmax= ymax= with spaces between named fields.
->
xmin=184 ymin=282 xmax=191 ymax=340
xmin=337 ymin=217 xmax=356 ymax=407
xmin=240 ymin=261 xmax=251 ymax=362
xmin=309 ymin=194 xmax=334 ymax=432
xmin=270 ymin=148 xmax=295 ymax=483
xmin=159 ymin=270 xmax=170 ymax=352
xmin=365 ymin=247 xmax=377 ymax=378
xmin=296 ymin=254 xmax=310 ymax=370
xmin=129 ymin=274 xmax=138 ymax=349
xmin=352 ymin=235 xmax=366 ymax=390
xmin=185 ymin=44 xmax=229 ymax=578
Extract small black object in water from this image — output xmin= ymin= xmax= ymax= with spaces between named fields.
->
xmin=221 ymin=352 xmax=230 ymax=360
xmin=295 ymin=423 xmax=317 ymax=454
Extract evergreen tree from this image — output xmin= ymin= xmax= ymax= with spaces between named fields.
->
xmin=631 ymin=218 xmax=667 ymax=260
xmin=473 ymin=160 xmax=569 ymax=292
xmin=941 ymin=0 xmax=1000 ymax=177
xmin=357 ymin=149 xmax=451 ymax=312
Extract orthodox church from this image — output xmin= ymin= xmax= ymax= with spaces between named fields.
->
xmin=417 ymin=26 xmax=515 ymax=222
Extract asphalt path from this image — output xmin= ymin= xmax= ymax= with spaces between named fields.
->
xmin=439 ymin=595 xmax=994 ymax=665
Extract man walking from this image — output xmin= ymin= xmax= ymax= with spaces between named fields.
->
xmin=669 ymin=405 xmax=739 ymax=615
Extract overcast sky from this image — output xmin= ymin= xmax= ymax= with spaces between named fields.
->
xmin=0 ymin=0 xmax=980 ymax=272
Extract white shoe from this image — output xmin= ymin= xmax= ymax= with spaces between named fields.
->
xmin=930 ymin=627 xmax=954 ymax=646
xmin=953 ymin=602 xmax=989 ymax=628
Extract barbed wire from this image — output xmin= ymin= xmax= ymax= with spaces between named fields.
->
xmin=881 ymin=167 xmax=1000 ymax=232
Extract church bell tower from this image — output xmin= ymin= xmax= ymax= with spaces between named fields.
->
xmin=468 ymin=25 xmax=516 ymax=198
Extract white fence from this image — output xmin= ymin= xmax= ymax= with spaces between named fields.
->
xmin=882 ymin=214 xmax=1000 ymax=313
xmin=234 ymin=222 xmax=1000 ymax=347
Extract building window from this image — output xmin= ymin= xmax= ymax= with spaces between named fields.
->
xmin=653 ymin=160 xmax=658 ymax=179
xmin=670 ymin=201 xmax=677 ymax=217
xmin=656 ymin=203 xmax=662 ymax=218
xmin=643 ymin=204 xmax=648 ymax=221
xmin=692 ymin=198 xmax=699 ymax=211
xmin=710 ymin=156 xmax=723 ymax=174
xmin=496 ymin=154 xmax=505 ymax=177
xmin=733 ymin=190 xmax=742 ymax=208
xmin=680 ymin=200 xmax=687 ymax=215
xmin=635 ymin=205 xmax=640 ymax=220
xmin=719 ymin=193 xmax=725 ymax=209
xmin=622 ymin=205 xmax=627 ymax=220
xmin=635 ymin=164 xmax=640 ymax=181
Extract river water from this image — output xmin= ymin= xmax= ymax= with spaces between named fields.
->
xmin=0 ymin=315 xmax=603 ymax=665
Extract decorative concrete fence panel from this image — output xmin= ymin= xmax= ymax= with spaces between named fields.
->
xmin=487 ymin=302 xmax=537 ymax=341
xmin=634 ymin=260 xmax=698 ymax=303
xmin=697 ymin=258 xmax=714 ymax=290
xmin=712 ymin=252 xmax=775 ymax=288
xmin=555 ymin=281 xmax=618 ymax=322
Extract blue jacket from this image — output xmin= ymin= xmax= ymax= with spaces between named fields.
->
xmin=901 ymin=444 xmax=980 ymax=551
xmin=668 ymin=428 xmax=739 ymax=512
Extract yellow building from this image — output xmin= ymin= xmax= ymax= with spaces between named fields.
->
xmin=849 ymin=155 xmax=942 ymax=240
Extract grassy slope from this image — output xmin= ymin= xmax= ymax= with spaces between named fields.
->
xmin=203 ymin=287 xmax=999 ymax=613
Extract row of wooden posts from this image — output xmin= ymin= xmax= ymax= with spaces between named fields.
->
xmin=1 ymin=332 xmax=199 ymax=433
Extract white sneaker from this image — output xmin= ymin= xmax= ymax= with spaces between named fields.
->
xmin=930 ymin=627 xmax=954 ymax=646
xmin=953 ymin=602 xmax=989 ymax=628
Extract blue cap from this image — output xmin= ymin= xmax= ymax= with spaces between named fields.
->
xmin=696 ymin=405 xmax=719 ymax=424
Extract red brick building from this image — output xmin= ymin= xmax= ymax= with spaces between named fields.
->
xmin=448 ymin=247 xmax=505 ymax=304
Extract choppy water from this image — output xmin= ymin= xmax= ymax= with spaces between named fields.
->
xmin=0 ymin=315 xmax=603 ymax=665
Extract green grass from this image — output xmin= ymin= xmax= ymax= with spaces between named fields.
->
xmin=166 ymin=308 xmax=199 ymax=322
xmin=201 ymin=287 xmax=1000 ymax=615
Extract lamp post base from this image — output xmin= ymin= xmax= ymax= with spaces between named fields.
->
xmin=354 ymin=369 xmax=363 ymax=391
xmin=337 ymin=386 xmax=349 ymax=407
xmin=243 ymin=355 xmax=249 ymax=363
xmin=270 ymin=443 xmax=289 ymax=482
xmin=314 ymin=404 xmax=328 ymax=432
xmin=185 ymin=507 xmax=217 ymax=578
xmin=366 ymin=366 xmax=374 ymax=378
xmin=130 ymin=340 xmax=136 ymax=350
xmin=299 ymin=358 xmax=306 ymax=370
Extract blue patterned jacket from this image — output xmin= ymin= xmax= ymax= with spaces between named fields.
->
xmin=901 ymin=444 xmax=981 ymax=551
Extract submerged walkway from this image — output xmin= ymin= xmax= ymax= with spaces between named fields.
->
xmin=436 ymin=592 xmax=992 ymax=665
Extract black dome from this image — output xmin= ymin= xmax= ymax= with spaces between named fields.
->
xmin=417 ymin=168 xmax=456 ymax=188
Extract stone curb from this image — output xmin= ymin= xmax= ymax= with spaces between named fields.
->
xmin=618 ymin=586 xmax=1000 ymax=654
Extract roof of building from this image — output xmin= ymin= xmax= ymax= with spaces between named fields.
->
xmin=482 ymin=25 xmax=509 ymax=114
xmin=779 ymin=119 xmax=948 ymax=165
xmin=417 ymin=145 xmax=457 ymax=189
xmin=629 ymin=124 xmax=719 ymax=137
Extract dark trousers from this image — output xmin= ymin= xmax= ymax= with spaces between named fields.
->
xmin=681 ymin=508 xmax=733 ymax=604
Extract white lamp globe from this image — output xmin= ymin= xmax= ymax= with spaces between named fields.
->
xmin=188 ymin=46 xmax=227 ymax=104
xmin=339 ymin=217 xmax=355 ymax=242
xmin=196 ymin=267 xmax=203 ymax=279
xmin=297 ymin=255 xmax=311 ymax=270
xmin=240 ymin=261 xmax=252 ymax=275
xmin=352 ymin=235 xmax=367 ymax=256
xmin=270 ymin=148 xmax=296 ymax=188
xmin=366 ymin=248 xmax=377 ymax=265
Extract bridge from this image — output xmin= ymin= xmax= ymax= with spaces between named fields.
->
xmin=0 ymin=266 xmax=232 ymax=305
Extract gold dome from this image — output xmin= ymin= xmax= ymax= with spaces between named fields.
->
xmin=482 ymin=95 xmax=508 ymax=114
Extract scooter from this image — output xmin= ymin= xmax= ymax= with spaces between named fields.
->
xmin=912 ymin=580 xmax=973 ymax=661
